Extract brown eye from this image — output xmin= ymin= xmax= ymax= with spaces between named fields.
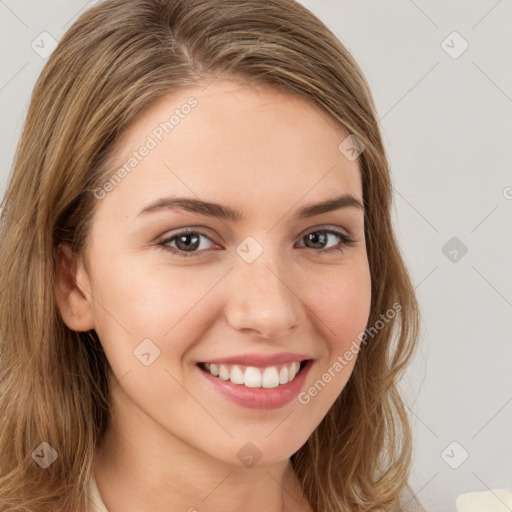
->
xmin=297 ymin=228 xmax=355 ymax=255
xmin=159 ymin=230 xmax=217 ymax=258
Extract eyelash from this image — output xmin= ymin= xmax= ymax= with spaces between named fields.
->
xmin=157 ymin=227 xmax=356 ymax=258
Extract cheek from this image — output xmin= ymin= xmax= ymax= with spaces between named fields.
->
xmin=295 ymin=261 xmax=371 ymax=420
xmin=305 ymin=260 xmax=372 ymax=356
xmin=88 ymin=255 xmax=223 ymax=363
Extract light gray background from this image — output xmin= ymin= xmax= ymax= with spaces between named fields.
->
xmin=1 ymin=1 xmax=511 ymax=511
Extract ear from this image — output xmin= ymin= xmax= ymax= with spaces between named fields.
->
xmin=54 ymin=243 xmax=95 ymax=332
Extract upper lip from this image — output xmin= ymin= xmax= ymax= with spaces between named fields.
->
xmin=199 ymin=352 xmax=313 ymax=368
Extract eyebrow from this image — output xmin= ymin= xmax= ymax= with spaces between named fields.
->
xmin=137 ymin=193 xmax=364 ymax=221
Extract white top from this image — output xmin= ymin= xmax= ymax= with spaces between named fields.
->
xmin=86 ymin=473 xmax=427 ymax=512
xmin=86 ymin=473 xmax=109 ymax=512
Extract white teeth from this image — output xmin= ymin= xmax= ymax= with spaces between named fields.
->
xmin=230 ymin=365 xmax=244 ymax=385
xmin=262 ymin=367 xmax=280 ymax=388
xmin=288 ymin=361 xmax=300 ymax=381
xmin=218 ymin=364 xmax=230 ymax=380
xmin=244 ymin=367 xmax=262 ymax=388
xmin=201 ymin=361 xmax=305 ymax=388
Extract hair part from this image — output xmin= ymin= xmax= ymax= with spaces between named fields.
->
xmin=0 ymin=0 xmax=420 ymax=510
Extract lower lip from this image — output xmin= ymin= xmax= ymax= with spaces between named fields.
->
xmin=197 ymin=360 xmax=313 ymax=410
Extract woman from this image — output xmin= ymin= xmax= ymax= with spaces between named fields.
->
xmin=0 ymin=0 xmax=424 ymax=511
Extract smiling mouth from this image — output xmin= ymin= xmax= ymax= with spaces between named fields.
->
xmin=197 ymin=360 xmax=310 ymax=388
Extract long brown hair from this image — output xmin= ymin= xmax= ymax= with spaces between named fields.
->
xmin=0 ymin=0 xmax=420 ymax=510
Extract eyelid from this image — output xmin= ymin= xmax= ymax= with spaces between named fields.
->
xmin=301 ymin=224 xmax=354 ymax=239
xmin=157 ymin=225 xmax=219 ymax=243
xmin=158 ymin=224 xmax=354 ymax=244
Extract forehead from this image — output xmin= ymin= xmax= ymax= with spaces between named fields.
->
xmin=96 ymin=79 xmax=363 ymax=220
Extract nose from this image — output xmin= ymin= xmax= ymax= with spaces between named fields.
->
xmin=223 ymin=250 xmax=302 ymax=339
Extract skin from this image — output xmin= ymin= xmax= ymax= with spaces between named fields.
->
xmin=55 ymin=78 xmax=372 ymax=512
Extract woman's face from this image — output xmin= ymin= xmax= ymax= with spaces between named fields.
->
xmin=63 ymin=79 xmax=371 ymax=467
